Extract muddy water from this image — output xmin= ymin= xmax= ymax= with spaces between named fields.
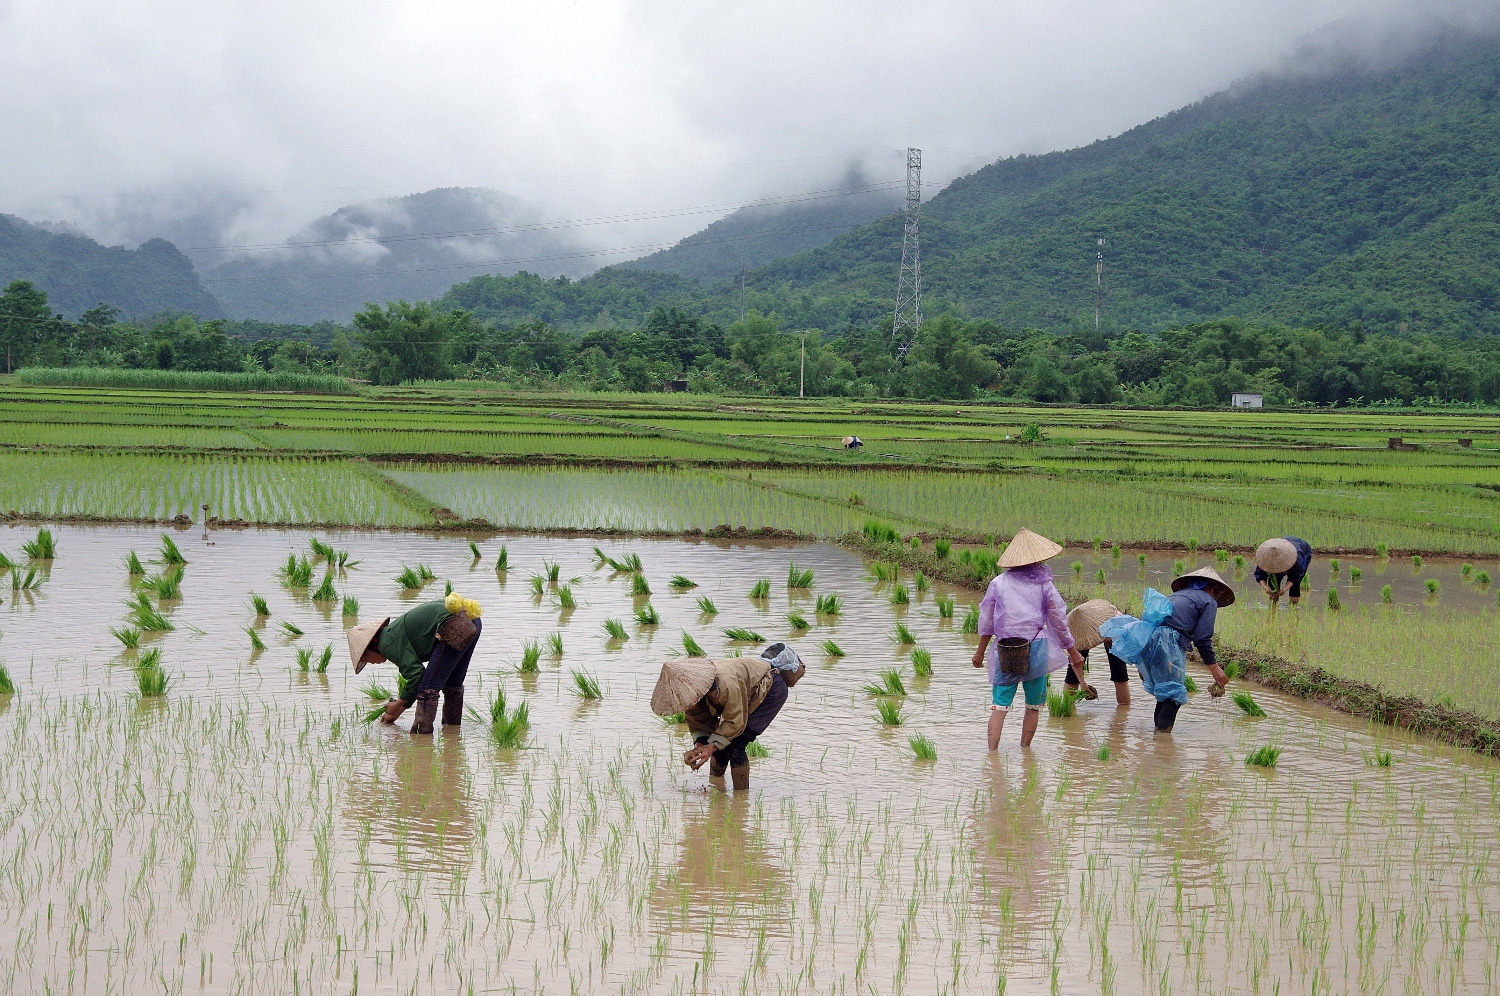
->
xmin=0 ymin=524 xmax=1498 ymax=995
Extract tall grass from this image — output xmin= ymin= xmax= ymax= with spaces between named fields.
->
xmin=17 ymin=366 xmax=355 ymax=394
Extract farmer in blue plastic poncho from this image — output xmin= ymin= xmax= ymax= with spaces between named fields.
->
xmin=1100 ymin=566 xmax=1235 ymax=732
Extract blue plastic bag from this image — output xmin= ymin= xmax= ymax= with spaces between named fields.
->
xmin=1099 ymin=588 xmax=1171 ymax=663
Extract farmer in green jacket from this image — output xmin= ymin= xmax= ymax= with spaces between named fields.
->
xmin=346 ymin=593 xmax=483 ymax=734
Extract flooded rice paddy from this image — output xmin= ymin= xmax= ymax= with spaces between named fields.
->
xmin=1 ymin=524 xmax=1498 ymax=994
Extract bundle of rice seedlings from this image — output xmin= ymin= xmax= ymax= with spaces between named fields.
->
xmin=890 ymin=585 xmax=910 ymax=605
xmin=361 ymin=680 xmax=393 ymax=702
xmin=1327 ymin=588 xmax=1341 ymax=610
xmin=696 ymin=595 xmax=718 ymax=615
xmin=911 ymin=648 xmax=933 ymax=677
xmin=1382 ymin=584 xmax=1393 ymax=603
xmin=518 ymin=639 xmax=541 ymax=673
xmin=547 ymin=632 xmax=563 ymax=657
xmin=22 ymin=528 xmax=56 ymax=560
xmin=360 ymin=703 xmax=389 ymax=724
xmin=1070 ymin=561 xmax=1084 ymax=577
xmin=1350 ymin=566 xmax=1363 ymax=583
xmin=1183 ymin=673 xmax=1198 ymax=693
xmin=311 ymin=573 xmax=338 ymax=603
xmin=934 ymin=539 xmax=951 ymax=559
xmin=631 ymin=574 xmax=651 ymax=597
xmin=1231 ymin=690 xmax=1266 ymax=717
xmin=623 ymin=553 xmax=643 ymax=573
xmin=1096 ymin=743 xmax=1111 ymax=761
xmin=394 ymin=566 xmax=424 ymax=591
xmin=1412 ymin=554 xmax=1423 ymax=568
xmin=125 ymin=551 xmax=145 ymax=575
xmin=822 ymin=639 xmax=845 ymax=657
xmin=1477 ymin=570 xmax=1491 ymax=585
xmin=1110 ymin=545 xmax=1122 ymax=558
xmin=1233 ymin=554 xmax=1246 ymax=569
xmin=863 ymin=669 xmax=907 ymax=697
xmin=869 ymin=562 xmax=894 ymax=582
xmin=571 ymin=670 xmax=603 ymax=699
xmin=660 ymin=711 xmax=687 ymax=725
xmin=812 ymin=593 xmax=840 ymax=616
xmin=111 ymin=625 xmax=142 ymax=649
xmin=634 ymin=604 xmax=660 ymax=626
xmin=1138 ymin=553 xmax=1149 ymax=567
xmin=1425 ymin=578 xmax=1440 ymax=594
xmin=158 ymin=534 xmax=187 ymax=565
xmin=489 ymin=700 xmax=531 ymax=748
xmin=1173 ymin=559 xmax=1185 ymax=575
xmin=936 ymin=595 xmax=954 ymax=619
xmin=135 ymin=648 xmax=170 ymax=697
xmin=317 ymin=645 xmax=333 ymax=673
xmin=748 ymin=579 xmax=770 ymax=599
xmin=1095 ymin=568 xmax=1107 ymax=584
xmin=250 ymin=593 xmax=271 ymax=616
xmin=0 ymin=663 xmax=14 ymax=696
xmin=557 ymin=585 xmax=577 ymax=609
xmin=11 ymin=567 xmax=44 ymax=591
xmin=1245 ymin=745 xmax=1282 ymax=767
xmin=279 ymin=620 xmax=304 ymax=638
xmin=894 ymin=622 xmax=916 ymax=645
xmin=914 ymin=571 xmax=930 ymax=592
xmin=592 ymin=546 xmax=610 ymax=566
xmin=1224 ymin=660 xmax=1240 ymax=681
xmin=1366 ymin=749 xmax=1395 ymax=767
xmin=1187 ymin=538 xmax=1199 ymax=553
xmin=418 ymin=564 xmax=436 ymax=581
xmin=604 ymin=619 xmax=628 ymax=640
xmin=669 ymin=575 xmax=698 ymax=590
xmin=787 ymin=563 xmax=814 ymax=589
xmin=747 ymin=741 xmax=769 ymax=759
xmin=875 ymin=699 xmax=904 ymax=726
xmin=333 ymin=549 xmax=359 ymax=570
xmin=681 ymin=632 xmax=707 ymax=657
xmin=342 ymin=595 xmax=359 ymax=617
xmin=1047 ymin=688 xmax=1078 ymax=718
xmin=544 ymin=560 xmax=561 ymax=582
xmin=245 ymin=626 xmax=266 ymax=651
xmin=280 ymin=555 xmax=313 ymax=589
xmin=468 ymin=541 xmax=482 ymax=561
xmin=1092 ymin=536 xmax=1102 ymax=552
xmin=724 ymin=627 xmax=765 ymax=643
xmin=1375 ymin=542 xmax=1389 ymax=557
xmin=309 ymin=537 xmax=335 ymax=559
xmin=529 ymin=575 xmax=544 ymax=595
xmin=786 ymin=611 xmax=809 ymax=630
xmin=908 ymin=734 xmax=937 ymax=760
xmin=1330 ymin=558 xmax=1342 ymax=574
xmin=127 ymin=592 xmax=173 ymax=631
xmin=296 ymin=647 xmax=314 ymax=671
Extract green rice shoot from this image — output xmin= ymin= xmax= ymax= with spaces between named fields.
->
xmin=278 ymin=620 xmax=304 ymax=638
xmin=787 ymin=562 xmax=814 ymax=588
xmin=822 ymin=639 xmax=845 ymax=657
xmin=547 ymin=632 xmax=564 ymax=657
xmin=876 ymin=699 xmax=905 ymax=726
xmin=681 ymin=632 xmax=707 ymax=657
xmin=891 ymin=584 xmax=910 ymax=605
xmin=630 ymin=573 xmax=651 ymax=597
xmin=495 ymin=545 xmax=509 ymax=571
xmin=245 ymin=626 xmax=266 ymax=651
xmin=111 ymin=625 xmax=141 ymax=649
xmin=570 ymin=670 xmax=603 ymax=699
xmin=22 ymin=528 xmax=55 ymax=560
xmin=604 ymin=618 xmax=628 ymax=640
xmin=634 ymin=603 xmax=660 ymax=626
xmin=157 ymin=533 xmax=187 ymax=565
xmin=911 ymin=648 xmax=933 ymax=677
xmin=361 ymin=680 xmax=393 ymax=702
xmin=519 ymin=639 xmax=541 ymax=673
xmin=696 ymin=595 xmax=718 ymax=615
xmin=316 ymin=645 xmax=333 ymax=673
xmin=669 ymin=574 xmax=698 ymax=590
xmin=894 ymin=622 xmax=916 ymax=644
xmin=557 ymin=584 xmax=577 ymax=609
xmin=249 ymin=592 xmax=270 ymax=616
xmin=724 ymin=627 xmax=765 ymax=643
xmin=342 ymin=595 xmax=359 ymax=617
xmin=749 ymin=579 xmax=771 ymax=599
xmin=125 ymin=550 xmax=144 ymax=575
xmin=864 ymin=668 xmax=907 ymax=697
xmin=1246 ymin=745 xmax=1283 ymax=767
xmin=746 ymin=741 xmax=769 ymax=759
xmin=295 ymin=647 xmax=313 ymax=671
xmin=786 ymin=611 xmax=809 ymax=630
xmin=1232 ymin=690 xmax=1267 ymax=717
xmin=1048 ymin=688 xmax=1079 ymax=718
xmin=311 ymin=573 xmax=338 ymax=603
xmin=909 ymin=734 xmax=937 ymax=760
xmin=815 ymin=593 xmax=843 ymax=615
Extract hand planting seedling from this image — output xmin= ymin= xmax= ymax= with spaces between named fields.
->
xmin=822 ymin=639 xmax=845 ymax=657
xmin=908 ymin=734 xmax=936 ymax=760
xmin=681 ymin=632 xmax=706 ymax=657
xmin=724 ymin=627 xmax=764 ymax=643
xmin=787 ymin=562 xmax=814 ymax=589
xmin=1231 ymin=690 xmax=1266 ymax=717
xmin=669 ymin=575 xmax=697 ymax=590
xmin=911 ymin=648 xmax=932 ymax=677
xmin=695 ymin=595 xmax=718 ymax=615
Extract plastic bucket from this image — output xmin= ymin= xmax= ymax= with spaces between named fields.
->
xmin=997 ymin=637 xmax=1032 ymax=676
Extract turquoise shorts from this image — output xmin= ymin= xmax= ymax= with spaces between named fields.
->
xmin=992 ymin=675 xmax=1049 ymax=710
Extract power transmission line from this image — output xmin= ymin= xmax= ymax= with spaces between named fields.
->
xmin=891 ymin=148 xmax=922 ymax=361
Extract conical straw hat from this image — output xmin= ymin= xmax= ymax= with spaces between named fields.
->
xmin=650 ymin=658 xmax=718 ymax=715
xmin=999 ymin=527 xmax=1064 ymax=569
xmin=1171 ymin=566 xmax=1236 ymax=607
xmin=1255 ymin=537 xmax=1297 ymax=574
xmin=345 ymin=617 xmax=390 ymax=674
xmin=1066 ymin=599 xmax=1120 ymax=653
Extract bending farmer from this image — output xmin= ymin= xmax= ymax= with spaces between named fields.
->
xmin=651 ymin=643 xmax=805 ymax=791
xmin=1254 ymin=536 xmax=1312 ymax=605
xmin=1063 ymin=599 xmax=1132 ymax=705
xmin=971 ymin=527 xmax=1088 ymax=750
xmin=346 ymin=593 xmax=484 ymax=734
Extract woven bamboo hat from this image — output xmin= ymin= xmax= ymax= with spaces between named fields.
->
xmin=999 ymin=527 xmax=1064 ymax=569
xmin=1255 ymin=537 xmax=1298 ymax=573
xmin=345 ymin=617 xmax=390 ymax=674
xmin=1171 ymin=566 xmax=1236 ymax=607
xmin=650 ymin=658 xmax=718 ymax=715
xmin=1066 ymin=599 xmax=1120 ymax=653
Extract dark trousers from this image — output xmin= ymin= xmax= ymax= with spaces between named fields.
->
xmin=1154 ymin=698 xmax=1181 ymax=731
xmin=706 ymin=671 xmax=789 ymax=767
xmin=417 ymin=618 xmax=482 ymax=694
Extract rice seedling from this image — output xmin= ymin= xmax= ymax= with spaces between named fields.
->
xmin=894 ymin=622 xmax=916 ymax=644
xmin=126 ymin=592 xmax=173 ymax=631
xmin=631 ymin=573 xmax=651 ymax=597
xmin=681 ymin=632 xmax=706 ymax=656
xmin=911 ymin=648 xmax=933 ymax=677
xmin=749 ymin=578 xmax=771 ymax=599
xmin=634 ymin=603 xmax=660 ymax=625
xmin=468 ymin=540 xmax=482 ymax=561
xmin=660 ymin=711 xmax=686 ymax=725
xmin=936 ymin=595 xmax=954 ymax=618
xmin=1366 ymin=748 xmax=1394 ymax=767
xmin=747 ymin=741 xmax=769 ymax=758
xmin=11 ymin=567 xmax=44 ymax=591
xmin=544 ymin=560 xmax=561 ymax=582
xmin=1233 ymin=554 xmax=1246 ymax=569
xmin=1184 ymin=673 xmax=1198 ymax=693
xmin=875 ymin=698 xmax=905 ymax=726
xmin=934 ymin=538 xmax=951 ymax=558
xmin=786 ymin=611 xmax=809 ymax=630
xmin=22 ymin=528 xmax=55 ymax=560
xmin=309 ymin=537 xmax=335 ymax=559
xmin=1477 ymin=569 xmax=1491 ymax=584
xmin=141 ymin=567 xmax=182 ymax=600
xmin=0 ymin=664 xmax=12 ymax=696
xmin=787 ymin=562 xmax=815 ymax=588
xmin=557 ymin=584 xmax=577 ymax=609
xmin=529 ymin=575 xmax=544 ymax=595
xmin=822 ymin=639 xmax=845 ymax=657
xmin=135 ymin=647 xmax=170 ymax=697
xmin=245 ymin=626 xmax=266 ymax=651
xmin=1382 ymin=584 xmax=1393 ymax=603
xmin=695 ymin=595 xmax=718 ymax=615
xmin=863 ymin=520 xmax=900 ymax=544
xmin=342 ymin=594 xmax=359 ymax=617
xmin=111 ymin=625 xmax=141 ymax=649
xmin=278 ymin=620 xmax=304 ymax=638
xmin=891 ymin=584 xmax=910 ymax=605
xmin=1327 ymin=587 xmax=1341 ymax=610
xmin=1350 ymin=566 xmax=1363 ymax=583
xmin=623 ymin=552 xmax=643 ymax=572
xmin=316 ymin=644 xmax=333 ymax=672
xmin=249 ymin=592 xmax=271 ymax=616
xmin=914 ymin=569 xmax=930 ymax=592
xmin=361 ymin=680 xmax=393 ymax=702
xmin=418 ymin=564 xmax=436 ymax=581
xmin=1412 ymin=554 xmax=1424 ymax=568
xmin=488 ymin=699 xmax=531 ymax=747
xmin=869 ymin=562 xmax=894 ymax=582
xmin=1215 ymin=548 xmax=1229 ymax=562
xmin=311 ymin=573 xmax=338 ymax=603
xmin=592 ymin=546 xmax=610 ymax=565
xmin=1111 ymin=544 xmax=1121 ymax=558
xmin=495 ymin=545 xmax=509 ymax=571
xmin=1092 ymin=536 xmax=1102 ymax=552
xmin=961 ymin=604 xmax=978 ymax=633
xmin=864 ymin=669 xmax=908 ymax=696
xmin=1173 ymin=559 xmax=1185 ymax=575
xmin=1047 ymin=688 xmax=1078 ymax=717
xmin=359 ymin=703 xmax=388 ymax=723
xmin=519 ymin=639 xmax=541 ymax=673
xmin=1245 ymin=744 xmax=1282 ymax=767
xmin=724 ymin=627 xmax=765 ymax=643
xmin=815 ymin=593 xmax=843 ymax=615
xmin=570 ymin=669 xmax=603 ymax=699
xmin=547 ymin=632 xmax=564 ymax=657
xmin=1187 ymin=537 xmax=1199 ymax=553
xmin=157 ymin=533 xmax=187 ymax=565
xmin=1330 ymin=558 xmax=1341 ymax=573
xmin=279 ymin=553 xmax=314 ymax=588
xmin=1425 ymin=578 xmax=1441 ymax=594
xmin=295 ymin=647 xmax=313 ymax=671
xmin=669 ymin=574 xmax=697 ymax=589
xmin=1070 ymin=561 xmax=1083 ymax=577
xmin=125 ymin=550 xmax=144 ymax=575
xmin=909 ymin=734 xmax=937 ymax=760
xmin=1223 ymin=659 xmax=1240 ymax=681
xmin=1231 ymin=690 xmax=1267 ymax=717
xmin=604 ymin=618 xmax=628 ymax=640
xmin=332 ymin=548 xmax=359 ymax=569
xmin=1095 ymin=568 xmax=1107 ymax=584
xmin=1376 ymin=542 xmax=1389 ymax=557
xmin=1139 ymin=553 xmax=1148 ymax=567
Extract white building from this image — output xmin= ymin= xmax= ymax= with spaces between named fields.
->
xmin=1231 ymin=393 xmax=1264 ymax=409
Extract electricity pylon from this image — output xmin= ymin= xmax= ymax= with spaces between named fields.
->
xmin=892 ymin=148 xmax=922 ymax=360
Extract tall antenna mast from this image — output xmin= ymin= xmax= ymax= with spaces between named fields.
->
xmin=892 ymin=148 xmax=922 ymax=359
xmin=1095 ymin=239 xmax=1107 ymax=333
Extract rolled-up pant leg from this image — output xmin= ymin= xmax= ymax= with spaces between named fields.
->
xmin=418 ymin=618 xmax=482 ymax=694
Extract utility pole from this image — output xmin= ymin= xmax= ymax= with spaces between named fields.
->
xmin=891 ymin=148 xmax=922 ymax=360
xmin=1095 ymin=239 xmax=1107 ymax=333
xmin=799 ymin=332 xmax=806 ymax=398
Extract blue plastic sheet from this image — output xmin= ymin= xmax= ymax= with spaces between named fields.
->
xmin=1097 ymin=588 xmax=1187 ymax=704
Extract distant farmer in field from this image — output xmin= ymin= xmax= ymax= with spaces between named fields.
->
xmin=1063 ymin=599 xmax=1132 ymax=705
xmin=652 ymin=643 xmax=806 ymax=791
xmin=843 ymin=436 xmax=863 ymax=451
xmin=1101 ymin=566 xmax=1234 ymax=732
xmin=971 ymin=528 xmax=1089 ymax=750
xmin=346 ymin=593 xmax=484 ymax=734
xmin=1254 ymin=536 xmax=1313 ymax=605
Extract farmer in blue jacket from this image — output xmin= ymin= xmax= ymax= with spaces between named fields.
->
xmin=1254 ymin=536 xmax=1313 ymax=605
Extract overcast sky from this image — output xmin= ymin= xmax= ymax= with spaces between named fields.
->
xmin=0 ymin=0 xmax=1493 ymax=258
